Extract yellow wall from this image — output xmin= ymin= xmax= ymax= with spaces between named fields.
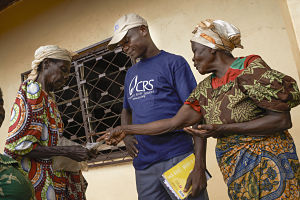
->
xmin=286 ymin=0 xmax=300 ymax=48
xmin=280 ymin=0 xmax=300 ymax=78
xmin=0 ymin=0 xmax=300 ymax=199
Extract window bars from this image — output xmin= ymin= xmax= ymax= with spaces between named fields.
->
xmin=21 ymin=39 xmax=133 ymax=167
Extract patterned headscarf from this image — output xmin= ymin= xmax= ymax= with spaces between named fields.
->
xmin=191 ymin=19 xmax=243 ymax=52
xmin=27 ymin=45 xmax=73 ymax=81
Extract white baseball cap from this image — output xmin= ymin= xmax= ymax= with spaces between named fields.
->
xmin=107 ymin=13 xmax=148 ymax=50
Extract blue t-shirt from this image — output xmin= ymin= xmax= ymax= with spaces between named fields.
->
xmin=123 ymin=50 xmax=197 ymax=170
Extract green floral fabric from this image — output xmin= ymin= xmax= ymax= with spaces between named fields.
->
xmin=0 ymin=154 xmax=35 ymax=200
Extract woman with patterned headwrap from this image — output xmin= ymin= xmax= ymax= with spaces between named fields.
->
xmin=99 ymin=20 xmax=300 ymax=199
xmin=4 ymin=45 xmax=96 ymax=200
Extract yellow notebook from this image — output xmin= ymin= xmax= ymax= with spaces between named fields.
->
xmin=160 ymin=153 xmax=211 ymax=200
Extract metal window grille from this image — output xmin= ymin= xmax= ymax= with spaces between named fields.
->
xmin=21 ymin=39 xmax=133 ymax=167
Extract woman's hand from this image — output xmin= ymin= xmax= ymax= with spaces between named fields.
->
xmin=184 ymin=124 xmax=224 ymax=138
xmin=97 ymin=126 xmax=126 ymax=146
xmin=65 ymin=146 xmax=97 ymax=162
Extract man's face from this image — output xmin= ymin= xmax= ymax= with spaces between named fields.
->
xmin=0 ymin=89 xmax=5 ymax=127
xmin=118 ymin=26 xmax=147 ymax=60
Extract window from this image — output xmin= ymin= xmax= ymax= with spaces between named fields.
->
xmin=21 ymin=39 xmax=133 ymax=167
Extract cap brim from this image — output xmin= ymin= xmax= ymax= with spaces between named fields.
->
xmin=107 ymin=31 xmax=128 ymax=51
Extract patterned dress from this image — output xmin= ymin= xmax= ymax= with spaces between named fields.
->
xmin=4 ymin=80 xmax=87 ymax=200
xmin=185 ymin=55 xmax=300 ymax=199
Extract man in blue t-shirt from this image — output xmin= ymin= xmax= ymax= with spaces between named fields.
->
xmin=107 ymin=13 xmax=209 ymax=200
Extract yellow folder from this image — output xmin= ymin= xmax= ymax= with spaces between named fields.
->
xmin=161 ymin=153 xmax=211 ymax=200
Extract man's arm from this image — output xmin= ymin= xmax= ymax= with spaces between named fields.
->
xmin=121 ymin=108 xmax=132 ymax=125
xmin=184 ymin=124 xmax=207 ymax=197
xmin=121 ymin=108 xmax=138 ymax=158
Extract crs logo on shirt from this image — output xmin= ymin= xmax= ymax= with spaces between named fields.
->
xmin=129 ymin=75 xmax=154 ymax=96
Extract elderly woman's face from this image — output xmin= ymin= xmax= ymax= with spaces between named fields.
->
xmin=0 ymin=89 xmax=5 ymax=127
xmin=191 ymin=41 xmax=215 ymax=75
xmin=44 ymin=59 xmax=71 ymax=90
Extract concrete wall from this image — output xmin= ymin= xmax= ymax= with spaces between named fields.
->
xmin=0 ymin=0 xmax=299 ymax=199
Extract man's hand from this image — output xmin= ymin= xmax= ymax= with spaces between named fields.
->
xmin=184 ymin=168 xmax=207 ymax=197
xmin=184 ymin=124 xmax=224 ymax=138
xmin=124 ymin=135 xmax=138 ymax=158
xmin=97 ymin=126 xmax=126 ymax=145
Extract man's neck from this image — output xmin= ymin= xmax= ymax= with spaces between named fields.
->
xmin=141 ymin=42 xmax=160 ymax=60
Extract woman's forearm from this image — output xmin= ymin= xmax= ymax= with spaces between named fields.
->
xmin=122 ymin=118 xmax=181 ymax=135
xmin=26 ymin=146 xmax=70 ymax=159
xmin=221 ymin=110 xmax=292 ymax=136
xmin=122 ymin=105 xmax=202 ymax=136
xmin=26 ymin=145 xmax=91 ymax=162
xmin=101 ymin=105 xmax=202 ymax=145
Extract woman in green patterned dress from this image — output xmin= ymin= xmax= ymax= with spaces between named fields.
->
xmin=0 ymin=88 xmax=35 ymax=200
xmin=99 ymin=19 xmax=300 ymax=199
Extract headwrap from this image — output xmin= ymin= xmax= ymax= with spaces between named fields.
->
xmin=191 ymin=19 xmax=243 ymax=52
xmin=27 ymin=45 xmax=73 ymax=81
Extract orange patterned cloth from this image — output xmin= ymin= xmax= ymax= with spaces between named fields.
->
xmin=191 ymin=19 xmax=243 ymax=52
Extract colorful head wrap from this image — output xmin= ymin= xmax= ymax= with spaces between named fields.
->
xmin=191 ymin=19 xmax=243 ymax=52
xmin=27 ymin=45 xmax=73 ymax=81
